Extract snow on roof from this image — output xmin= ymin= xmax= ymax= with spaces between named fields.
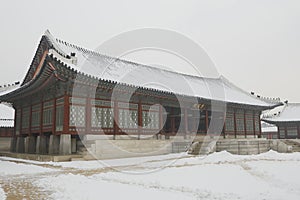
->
xmin=44 ymin=31 xmax=276 ymax=108
xmin=0 ymin=103 xmax=14 ymax=127
xmin=262 ymin=103 xmax=300 ymax=123
xmin=0 ymin=82 xmax=20 ymax=97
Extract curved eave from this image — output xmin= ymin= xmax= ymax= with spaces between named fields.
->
xmin=0 ymin=59 xmax=57 ymax=103
xmin=262 ymin=118 xmax=300 ymax=125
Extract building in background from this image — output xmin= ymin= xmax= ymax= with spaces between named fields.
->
xmin=262 ymin=103 xmax=300 ymax=139
xmin=0 ymin=31 xmax=281 ymax=156
xmin=0 ymin=103 xmax=14 ymax=151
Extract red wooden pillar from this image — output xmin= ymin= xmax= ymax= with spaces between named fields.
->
xmin=159 ymin=104 xmax=164 ymax=132
xmin=113 ymin=99 xmax=118 ymax=138
xmin=258 ymin=113 xmax=262 ymax=138
xmin=171 ymin=108 xmax=175 ymax=134
xmin=253 ymin=111 xmax=256 ymax=138
xmin=63 ymin=93 xmax=69 ymax=134
xmin=13 ymin=107 xmax=17 ymax=136
xmin=285 ymin=126 xmax=288 ymax=139
xmin=138 ymin=100 xmax=143 ymax=139
xmin=233 ymin=109 xmax=237 ymax=138
xmin=20 ymin=107 xmax=23 ymax=135
xmin=52 ymin=97 xmax=56 ymax=135
xmin=205 ymin=110 xmax=209 ymax=134
xmin=29 ymin=103 xmax=33 ymax=136
xmin=86 ymin=97 xmax=91 ymax=134
xmin=40 ymin=98 xmax=44 ymax=136
xmin=244 ymin=110 xmax=247 ymax=138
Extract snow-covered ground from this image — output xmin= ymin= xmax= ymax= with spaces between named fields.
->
xmin=1 ymin=151 xmax=300 ymax=200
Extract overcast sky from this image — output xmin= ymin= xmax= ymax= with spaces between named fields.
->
xmin=0 ymin=0 xmax=299 ymax=102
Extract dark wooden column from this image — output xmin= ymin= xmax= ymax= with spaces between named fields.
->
xmin=205 ymin=110 xmax=209 ymax=134
xmin=52 ymin=97 xmax=56 ymax=135
xmin=20 ymin=107 xmax=23 ymax=135
xmin=171 ymin=108 xmax=175 ymax=134
xmin=29 ymin=103 xmax=33 ymax=136
xmin=253 ymin=111 xmax=256 ymax=138
xmin=297 ymin=124 xmax=300 ymax=139
xmin=40 ymin=97 xmax=44 ymax=136
xmin=285 ymin=126 xmax=288 ymax=139
xmin=63 ymin=93 xmax=69 ymax=134
xmin=113 ymin=99 xmax=118 ymax=139
xmin=13 ymin=107 xmax=17 ymax=136
xmin=159 ymin=104 xmax=164 ymax=133
xmin=86 ymin=97 xmax=91 ymax=134
xmin=138 ymin=100 xmax=143 ymax=139
xmin=258 ymin=113 xmax=262 ymax=138
xmin=233 ymin=109 xmax=237 ymax=138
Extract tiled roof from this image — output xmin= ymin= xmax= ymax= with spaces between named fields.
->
xmin=44 ymin=30 xmax=278 ymax=108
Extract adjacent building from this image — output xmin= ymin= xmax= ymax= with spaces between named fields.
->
xmin=262 ymin=103 xmax=300 ymax=139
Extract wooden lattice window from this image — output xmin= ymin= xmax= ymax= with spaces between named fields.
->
xmin=91 ymin=107 xmax=114 ymax=128
xmin=225 ymin=112 xmax=234 ymax=132
xmin=118 ymin=102 xmax=138 ymax=129
xmin=279 ymin=126 xmax=285 ymax=139
xmin=245 ymin=111 xmax=254 ymax=133
xmin=56 ymin=105 xmax=64 ymax=131
xmin=236 ymin=109 xmax=245 ymax=134
xmin=287 ymin=127 xmax=298 ymax=137
xmin=142 ymin=105 xmax=159 ymax=129
xmin=70 ymin=105 xmax=86 ymax=127
xmin=254 ymin=113 xmax=260 ymax=132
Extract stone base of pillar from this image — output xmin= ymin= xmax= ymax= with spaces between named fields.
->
xmin=24 ymin=137 xmax=29 ymax=153
xmin=59 ymin=134 xmax=71 ymax=155
xmin=16 ymin=137 xmax=25 ymax=153
xmin=28 ymin=136 xmax=36 ymax=154
xmin=36 ymin=136 xmax=47 ymax=154
xmin=71 ymin=138 xmax=77 ymax=153
xmin=49 ymin=135 xmax=60 ymax=155
xmin=10 ymin=137 xmax=17 ymax=152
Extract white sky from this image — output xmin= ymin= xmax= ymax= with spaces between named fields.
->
xmin=0 ymin=0 xmax=299 ymax=102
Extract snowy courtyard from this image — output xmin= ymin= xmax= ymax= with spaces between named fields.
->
xmin=0 ymin=150 xmax=300 ymax=200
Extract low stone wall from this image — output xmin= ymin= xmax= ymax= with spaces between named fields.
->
xmin=82 ymin=135 xmax=193 ymax=160
xmin=216 ymin=139 xmax=270 ymax=155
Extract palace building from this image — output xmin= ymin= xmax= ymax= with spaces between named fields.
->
xmin=262 ymin=103 xmax=300 ymax=139
xmin=0 ymin=31 xmax=281 ymax=155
